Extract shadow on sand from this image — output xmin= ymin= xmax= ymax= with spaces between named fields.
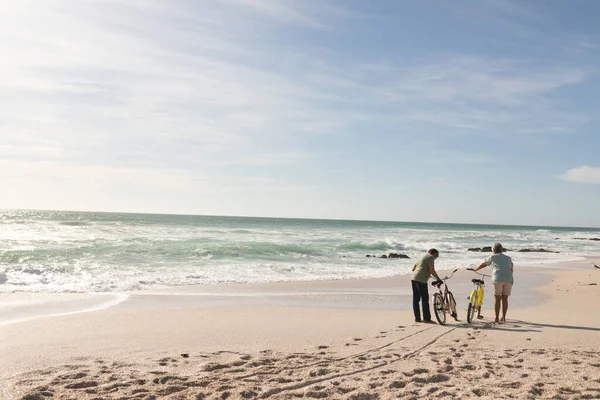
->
xmin=447 ymin=318 xmax=600 ymax=333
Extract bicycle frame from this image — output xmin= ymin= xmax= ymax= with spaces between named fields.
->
xmin=434 ymin=271 xmax=456 ymax=311
xmin=467 ymin=269 xmax=490 ymax=321
xmin=472 ymin=281 xmax=485 ymax=308
xmin=432 ymin=269 xmax=458 ymax=323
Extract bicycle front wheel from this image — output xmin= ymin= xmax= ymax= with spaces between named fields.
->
xmin=448 ymin=292 xmax=458 ymax=321
xmin=433 ymin=293 xmax=446 ymax=325
xmin=467 ymin=290 xmax=477 ymax=323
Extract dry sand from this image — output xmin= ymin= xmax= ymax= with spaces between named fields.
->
xmin=1 ymin=259 xmax=600 ymax=400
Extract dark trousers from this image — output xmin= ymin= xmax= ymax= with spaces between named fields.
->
xmin=411 ymin=280 xmax=431 ymax=321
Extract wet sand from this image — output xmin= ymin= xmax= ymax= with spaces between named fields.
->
xmin=1 ymin=259 xmax=599 ymax=399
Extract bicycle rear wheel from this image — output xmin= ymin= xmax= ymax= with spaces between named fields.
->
xmin=467 ymin=290 xmax=477 ymax=323
xmin=433 ymin=293 xmax=446 ymax=325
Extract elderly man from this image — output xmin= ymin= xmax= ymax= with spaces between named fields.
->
xmin=411 ymin=248 xmax=442 ymax=323
xmin=471 ymin=243 xmax=514 ymax=323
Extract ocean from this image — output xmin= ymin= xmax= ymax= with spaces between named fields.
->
xmin=1 ymin=210 xmax=599 ymax=294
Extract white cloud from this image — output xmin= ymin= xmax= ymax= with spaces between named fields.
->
xmin=559 ymin=166 xmax=600 ymax=184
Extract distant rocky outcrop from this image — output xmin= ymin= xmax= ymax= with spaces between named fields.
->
xmin=468 ymin=246 xmax=558 ymax=253
xmin=574 ymin=238 xmax=600 ymax=241
xmin=366 ymin=253 xmax=410 ymax=259
xmin=518 ymin=248 xmax=559 ymax=253
xmin=387 ymin=253 xmax=410 ymax=259
xmin=468 ymin=246 xmax=510 ymax=252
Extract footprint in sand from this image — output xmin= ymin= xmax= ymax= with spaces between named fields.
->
xmin=348 ymin=393 xmax=378 ymax=400
xmin=404 ymin=368 xmax=429 ymax=377
xmin=389 ymin=380 xmax=407 ymax=389
xmin=240 ymin=389 xmax=258 ymax=398
xmin=64 ymin=381 xmax=99 ymax=389
xmin=309 ymin=368 xmax=330 ymax=377
xmin=412 ymin=373 xmax=450 ymax=384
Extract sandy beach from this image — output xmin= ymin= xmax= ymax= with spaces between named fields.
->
xmin=1 ymin=259 xmax=600 ymax=400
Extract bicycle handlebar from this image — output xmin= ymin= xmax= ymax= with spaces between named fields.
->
xmin=432 ymin=268 xmax=458 ymax=286
xmin=466 ymin=268 xmax=490 ymax=278
xmin=444 ymin=268 xmax=458 ymax=280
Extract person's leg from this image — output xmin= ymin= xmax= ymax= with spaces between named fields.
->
xmin=494 ymin=295 xmax=501 ymax=322
xmin=420 ymin=282 xmax=432 ymax=321
xmin=501 ymin=283 xmax=512 ymax=322
xmin=501 ymin=295 xmax=508 ymax=322
xmin=493 ymin=283 xmax=502 ymax=323
xmin=411 ymin=280 xmax=422 ymax=322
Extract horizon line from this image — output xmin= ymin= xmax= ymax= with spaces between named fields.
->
xmin=2 ymin=207 xmax=600 ymax=230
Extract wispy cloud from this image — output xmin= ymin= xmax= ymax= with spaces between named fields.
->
xmin=559 ymin=166 xmax=600 ymax=184
xmin=365 ymin=57 xmax=588 ymax=135
xmin=1 ymin=1 xmax=589 ymax=168
xmin=0 ymin=0 xmax=596 ymax=216
xmin=220 ymin=0 xmax=342 ymax=28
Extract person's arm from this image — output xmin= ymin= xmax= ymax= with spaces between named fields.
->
xmin=429 ymin=260 xmax=441 ymax=281
xmin=472 ymin=261 xmax=487 ymax=272
xmin=412 ymin=262 xmax=417 ymax=272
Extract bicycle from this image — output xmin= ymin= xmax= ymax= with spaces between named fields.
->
xmin=466 ymin=268 xmax=491 ymax=323
xmin=431 ymin=269 xmax=459 ymax=325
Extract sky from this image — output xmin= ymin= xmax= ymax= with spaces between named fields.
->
xmin=1 ymin=0 xmax=600 ymax=227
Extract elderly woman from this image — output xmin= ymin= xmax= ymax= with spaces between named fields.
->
xmin=471 ymin=243 xmax=514 ymax=323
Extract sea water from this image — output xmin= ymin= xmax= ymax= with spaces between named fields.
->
xmin=1 ymin=210 xmax=598 ymax=294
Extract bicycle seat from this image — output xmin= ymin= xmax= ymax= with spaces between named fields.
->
xmin=471 ymin=279 xmax=484 ymax=284
xmin=431 ymin=280 xmax=443 ymax=286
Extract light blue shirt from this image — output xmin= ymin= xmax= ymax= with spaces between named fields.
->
xmin=485 ymin=253 xmax=514 ymax=284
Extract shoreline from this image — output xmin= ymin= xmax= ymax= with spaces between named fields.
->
xmin=2 ymin=257 xmax=600 ymax=399
xmin=0 ymin=261 xmax=562 ymax=326
xmin=2 ymin=255 xmax=598 ymax=327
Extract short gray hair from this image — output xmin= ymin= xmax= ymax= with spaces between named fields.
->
xmin=492 ymin=243 xmax=503 ymax=253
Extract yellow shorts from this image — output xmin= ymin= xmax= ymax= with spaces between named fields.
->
xmin=493 ymin=282 xmax=513 ymax=296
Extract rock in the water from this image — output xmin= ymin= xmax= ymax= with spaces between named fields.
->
xmin=379 ymin=255 xmax=388 ymax=259
xmin=468 ymin=246 xmax=510 ymax=252
xmin=387 ymin=253 xmax=410 ymax=259
xmin=518 ymin=248 xmax=558 ymax=253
